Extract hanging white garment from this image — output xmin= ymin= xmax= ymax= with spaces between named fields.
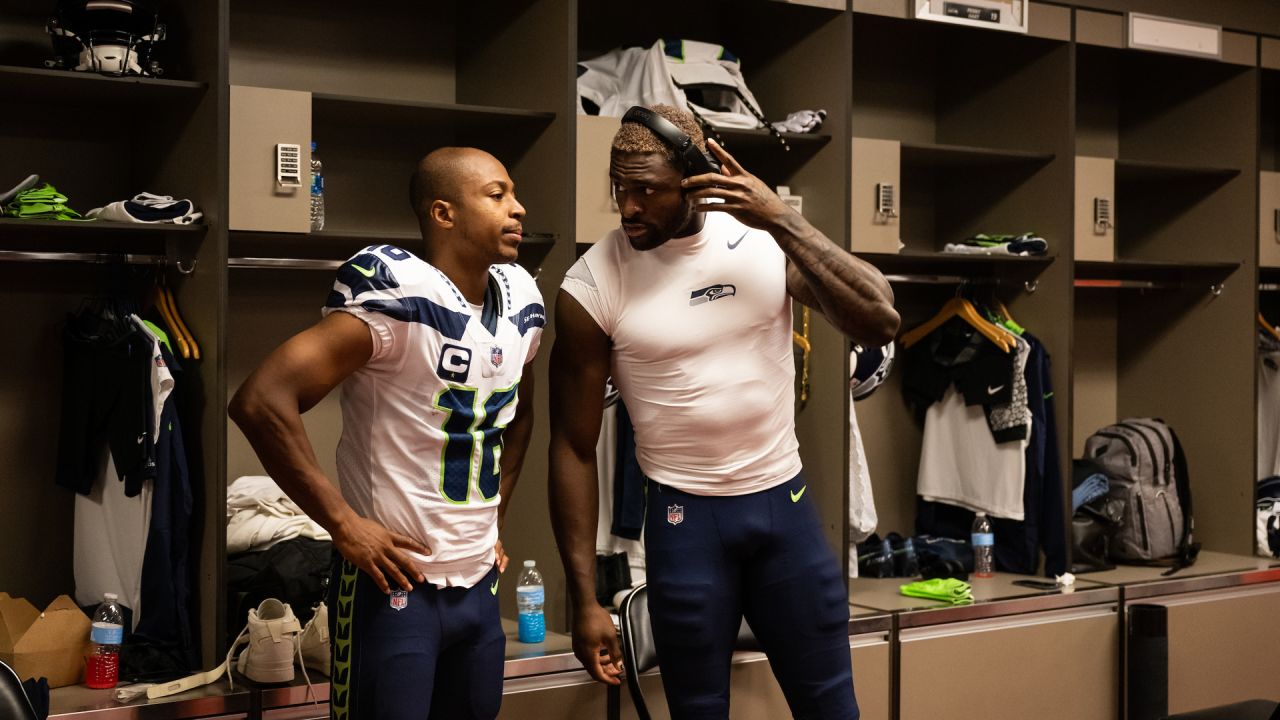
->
xmin=74 ymin=324 xmax=172 ymax=627
xmin=847 ymin=392 xmax=877 ymax=578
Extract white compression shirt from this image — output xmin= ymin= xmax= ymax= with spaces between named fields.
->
xmin=562 ymin=211 xmax=802 ymax=495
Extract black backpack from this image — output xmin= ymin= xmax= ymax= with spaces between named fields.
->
xmin=1081 ymin=419 xmax=1199 ymax=573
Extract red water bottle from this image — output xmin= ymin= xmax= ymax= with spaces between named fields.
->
xmin=85 ymin=593 xmax=123 ymax=689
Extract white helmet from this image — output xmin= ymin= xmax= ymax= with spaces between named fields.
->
xmin=850 ymin=342 xmax=894 ymax=401
xmin=46 ymin=0 xmax=166 ymax=77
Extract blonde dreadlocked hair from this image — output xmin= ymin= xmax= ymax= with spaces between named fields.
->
xmin=611 ymin=104 xmax=707 ymax=170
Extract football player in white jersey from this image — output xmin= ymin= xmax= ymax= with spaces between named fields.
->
xmin=549 ymin=105 xmax=899 ymax=719
xmin=231 ymin=147 xmax=544 ymax=719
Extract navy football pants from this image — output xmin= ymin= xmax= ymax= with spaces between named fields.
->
xmin=328 ymin=559 xmax=505 ymax=720
xmin=645 ymin=473 xmax=859 ymax=720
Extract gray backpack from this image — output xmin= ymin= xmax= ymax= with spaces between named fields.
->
xmin=1082 ymin=418 xmax=1198 ymax=569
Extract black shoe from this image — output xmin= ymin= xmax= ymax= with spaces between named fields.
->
xmin=886 ymin=533 xmax=920 ymax=577
xmin=856 ymin=534 xmax=894 ymax=579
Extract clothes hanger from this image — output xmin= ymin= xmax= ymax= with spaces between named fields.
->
xmin=1258 ymin=312 xmax=1280 ymax=342
xmin=154 ymin=267 xmax=199 ymax=359
xmin=992 ymin=298 xmax=1025 ymax=337
xmin=900 ymin=294 xmax=1013 ymax=352
xmin=793 ymin=306 xmax=811 ymax=407
xmin=152 ymin=274 xmax=191 ymax=359
xmin=163 ymin=281 xmax=200 ymax=360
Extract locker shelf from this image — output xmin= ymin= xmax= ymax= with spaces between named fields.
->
xmin=0 ymin=64 xmax=206 ymax=105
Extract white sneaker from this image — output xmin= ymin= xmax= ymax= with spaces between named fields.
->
xmin=233 ymin=598 xmax=301 ymax=684
xmin=298 ymin=602 xmax=330 ymax=677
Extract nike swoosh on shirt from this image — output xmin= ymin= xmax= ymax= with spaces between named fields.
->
xmin=351 ymin=263 xmax=377 ymax=278
xmin=727 ymin=230 xmax=748 ymax=250
xmin=790 ymin=485 xmax=807 ymax=503
xmin=987 ymin=385 xmax=1005 ymax=395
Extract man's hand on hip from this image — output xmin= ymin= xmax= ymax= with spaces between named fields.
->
xmin=333 ymin=514 xmax=430 ymax=594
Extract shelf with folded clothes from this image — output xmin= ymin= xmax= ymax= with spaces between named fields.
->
xmin=0 ymin=64 xmax=208 ymax=106
xmin=0 ymin=217 xmax=207 ymax=263
xmin=1073 ymin=259 xmax=1242 ymax=291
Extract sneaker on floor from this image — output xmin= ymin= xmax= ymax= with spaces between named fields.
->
xmin=298 ymin=602 xmax=330 ymax=677
xmin=234 ymin=598 xmax=301 ymax=684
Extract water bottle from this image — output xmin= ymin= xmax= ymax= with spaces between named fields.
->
xmin=85 ymin=593 xmax=124 ymax=689
xmin=971 ymin=512 xmax=995 ymax=578
xmin=516 ymin=560 xmax=545 ymax=643
xmin=309 ymin=141 xmax=325 ymax=232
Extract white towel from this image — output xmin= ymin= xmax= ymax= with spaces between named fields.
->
xmin=227 ymin=475 xmax=331 ymax=554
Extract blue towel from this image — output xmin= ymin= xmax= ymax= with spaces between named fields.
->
xmin=1072 ymin=473 xmax=1110 ymax=512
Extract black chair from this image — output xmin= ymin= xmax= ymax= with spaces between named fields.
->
xmin=0 ymin=661 xmax=39 ymax=720
xmin=617 ymin=583 xmax=759 ymax=720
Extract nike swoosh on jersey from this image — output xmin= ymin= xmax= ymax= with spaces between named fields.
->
xmin=790 ymin=485 xmax=807 ymax=503
xmin=987 ymin=385 xmax=1005 ymax=395
xmin=727 ymin=230 xmax=748 ymax=250
xmin=352 ymin=263 xmax=377 ymax=278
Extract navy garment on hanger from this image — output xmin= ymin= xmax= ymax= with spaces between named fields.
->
xmin=611 ymin=400 xmax=646 ymax=541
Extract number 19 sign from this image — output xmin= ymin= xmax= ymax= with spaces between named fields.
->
xmin=915 ymin=0 xmax=1028 ymax=34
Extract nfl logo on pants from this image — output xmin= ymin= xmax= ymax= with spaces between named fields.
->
xmin=667 ymin=504 xmax=684 ymax=526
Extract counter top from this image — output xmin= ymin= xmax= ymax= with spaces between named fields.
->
xmin=850 ymin=572 xmax=1119 ymax=628
xmin=49 ymin=681 xmax=250 ymax=719
xmin=49 ymin=554 xmax=1280 ymax=717
xmin=1082 ymin=551 xmax=1280 ymax=601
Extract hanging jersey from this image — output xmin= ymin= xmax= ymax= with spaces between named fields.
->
xmin=562 ymin=211 xmax=801 ymax=496
xmin=322 ymin=245 xmax=545 ymax=588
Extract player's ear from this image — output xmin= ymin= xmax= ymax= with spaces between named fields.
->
xmin=430 ymin=199 xmax=455 ymax=230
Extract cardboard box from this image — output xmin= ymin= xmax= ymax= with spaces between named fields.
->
xmin=0 ymin=593 xmax=91 ymax=688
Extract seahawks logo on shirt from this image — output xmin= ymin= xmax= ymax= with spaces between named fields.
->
xmin=690 ymin=283 xmax=737 ymax=306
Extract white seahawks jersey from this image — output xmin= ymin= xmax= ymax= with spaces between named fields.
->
xmin=322 ymin=245 xmax=545 ymax=588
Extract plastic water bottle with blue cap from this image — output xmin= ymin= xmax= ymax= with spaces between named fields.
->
xmin=971 ymin=512 xmax=995 ymax=578
xmin=516 ymin=560 xmax=545 ymax=643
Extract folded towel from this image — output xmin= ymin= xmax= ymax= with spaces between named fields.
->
xmin=88 ymin=192 xmax=203 ymax=225
xmin=4 ymin=182 xmax=89 ymax=220
xmin=900 ymin=578 xmax=974 ymax=605
xmin=944 ymin=232 xmax=1048 ymax=256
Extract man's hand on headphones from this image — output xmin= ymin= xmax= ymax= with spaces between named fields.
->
xmin=681 ymin=138 xmax=796 ymax=232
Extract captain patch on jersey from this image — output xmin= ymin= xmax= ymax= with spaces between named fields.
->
xmin=322 ymin=244 xmax=545 ymax=587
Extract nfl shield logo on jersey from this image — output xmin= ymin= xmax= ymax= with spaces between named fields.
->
xmin=667 ymin=504 xmax=684 ymax=526
xmin=389 ymin=590 xmax=409 ymax=611
xmin=490 ymin=345 xmax=504 ymax=368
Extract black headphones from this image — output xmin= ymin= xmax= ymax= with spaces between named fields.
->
xmin=621 ymin=106 xmax=721 ymax=177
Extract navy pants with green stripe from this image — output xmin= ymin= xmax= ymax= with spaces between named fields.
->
xmin=328 ymin=558 xmax=505 ymax=720
xmin=645 ymin=473 xmax=859 ymax=719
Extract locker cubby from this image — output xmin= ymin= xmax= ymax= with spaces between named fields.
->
xmin=1071 ymin=40 xmax=1257 ymax=557
xmin=850 ymin=12 xmax=1074 ymax=572
xmin=0 ymin=0 xmax=226 ymax=665
xmin=851 ymin=13 xmax=1069 ymax=257
xmin=1075 ymin=45 xmax=1254 ymax=264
